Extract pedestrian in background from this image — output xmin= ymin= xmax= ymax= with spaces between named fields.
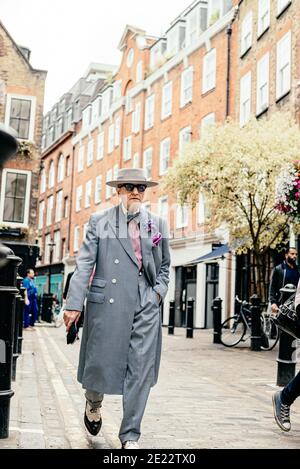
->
xmin=23 ymin=268 xmax=38 ymax=330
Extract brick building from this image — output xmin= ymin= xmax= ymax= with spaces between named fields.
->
xmin=0 ymin=20 xmax=47 ymax=275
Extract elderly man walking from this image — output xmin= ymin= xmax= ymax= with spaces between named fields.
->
xmin=64 ymin=168 xmax=170 ymax=449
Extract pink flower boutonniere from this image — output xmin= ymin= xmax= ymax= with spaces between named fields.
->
xmin=143 ymin=219 xmax=162 ymax=247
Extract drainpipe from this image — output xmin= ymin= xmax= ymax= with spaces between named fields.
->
xmin=225 ymin=6 xmax=239 ymax=118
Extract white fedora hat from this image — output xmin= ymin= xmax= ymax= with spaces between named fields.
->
xmin=106 ymin=168 xmax=158 ymax=188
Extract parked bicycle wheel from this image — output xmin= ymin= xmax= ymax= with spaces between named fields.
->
xmin=260 ymin=313 xmax=280 ymax=351
xmin=220 ymin=315 xmax=247 ymax=347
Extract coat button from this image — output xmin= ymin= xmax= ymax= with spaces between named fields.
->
xmin=112 ymin=279 xmax=117 ymax=284
xmin=109 ymin=298 xmax=114 ymax=304
xmin=114 ymin=259 xmax=120 ymax=264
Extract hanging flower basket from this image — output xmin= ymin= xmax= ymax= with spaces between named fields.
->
xmin=275 ymin=160 xmax=300 ymax=221
xmin=18 ymin=140 xmax=35 ymax=158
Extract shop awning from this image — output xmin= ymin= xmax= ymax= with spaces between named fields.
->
xmin=187 ymin=244 xmax=230 ymax=265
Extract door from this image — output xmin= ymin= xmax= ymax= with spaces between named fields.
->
xmin=205 ymin=263 xmax=219 ymax=329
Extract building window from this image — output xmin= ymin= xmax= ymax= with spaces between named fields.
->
xmin=5 ymin=94 xmax=36 ymax=141
xmin=180 ymin=66 xmax=193 ymax=107
xmin=83 ymin=223 xmax=89 ymax=241
xmin=85 ymin=180 xmax=92 ymax=208
xmin=46 ymin=195 xmax=53 ymax=226
xmin=66 ymin=155 xmax=71 ymax=177
xmin=87 ymin=139 xmax=94 ymax=166
xmin=56 ymin=117 xmax=63 ymax=137
xmin=102 ymin=87 xmax=112 ymax=115
xmin=201 ymin=112 xmax=215 ymax=135
xmin=276 ymin=30 xmax=291 ymax=100
xmin=82 ymin=106 xmax=91 ymax=128
xmin=115 ymin=117 xmax=121 ymax=147
xmin=202 ymin=49 xmax=216 ymax=94
xmin=241 ymin=11 xmax=252 ymax=56
xmin=123 ymin=136 xmax=132 ymax=161
xmin=158 ymin=196 xmax=169 ymax=221
xmin=256 ymin=52 xmax=269 ymax=114
xmin=48 ymin=161 xmax=55 ymax=188
xmin=74 ymin=226 xmax=80 ymax=253
xmin=95 ymin=175 xmax=102 ymax=204
xmin=179 ymin=126 xmax=192 ymax=153
xmin=78 ymin=145 xmax=84 ymax=172
xmin=108 ymin=124 xmax=115 ymax=153
xmin=57 ymin=154 xmax=65 ymax=183
xmin=38 ymin=200 xmax=45 ymax=229
xmin=106 ymin=169 xmax=113 ymax=199
xmin=53 ymin=230 xmax=61 ymax=263
xmin=40 ymin=168 xmax=46 ymax=194
xmin=161 ymin=81 xmax=172 ymax=120
xmin=186 ymin=8 xmax=198 ymax=46
xmin=132 ymin=102 xmax=141 ymax=134
xmin=112 ymin=164 xmax=118 ymax=195
xmin=258 ymin=0 xmax=270 ymax=37
xmin=113 ymin=80 xmax=122 ymax=101
xmin=76 ymin=186 xmax=82 ymax=212
xmin=133 ymin=152 xmax=140 ymax=169
xmin=97 ymin=132 xmax=104 ymax=160
xmin=277 ymin=0 xmax=291 ymax=15
xmin=159 ymin=138 xmax=171 ymax=175
xmin=92 ymin=97 xmax=101 ymax=123
xmin=55 ymin=190 xmax=63 ymax=222
xmin=136 ymin=61 xmax=143 ymax=83
xmin=44 ymin=233 xmax=51 ymax=264
xmin=143 ymin=147 xmax=153 ymax=179
xmin=176 ymin=193 xmax=188 ymax=229
xmin=64 ymin=196 xmax=68 ymax=218
xmin=65 ymin=108 xmax=73 ymax=129
xmin=240 ymin=71 xmax=251 ymax=126
xmin=144 ymin=94 xmax=155 ymax=130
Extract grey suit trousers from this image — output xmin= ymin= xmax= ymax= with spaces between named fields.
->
xmin=85 ymin=269 xmax=161 ymax=443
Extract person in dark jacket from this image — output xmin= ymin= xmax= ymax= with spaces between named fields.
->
xmin=269 ymin=247 xmax=300 ymax=313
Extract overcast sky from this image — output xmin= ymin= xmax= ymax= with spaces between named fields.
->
xmin=1 ymin=0 xmax=189 ymax=111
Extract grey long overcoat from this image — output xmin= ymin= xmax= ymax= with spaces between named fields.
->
xmin=65 ymin=203 xmax=170 ymax=395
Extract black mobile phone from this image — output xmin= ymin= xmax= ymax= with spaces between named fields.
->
xmin=66 ymin=322 xmax=78 ymax=344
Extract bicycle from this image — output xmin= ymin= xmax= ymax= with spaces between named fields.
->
xmin=220 ymin=296 xmax=280 ymax=350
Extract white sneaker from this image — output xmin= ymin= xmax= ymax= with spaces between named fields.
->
xmin=122 ymin=440 xmax=139 ymax=449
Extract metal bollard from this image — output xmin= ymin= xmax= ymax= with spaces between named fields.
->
xmin=168 ymin=300 xmax=175 ymax=335
xmin=186 ymin=298 xmax=194 ymax=338
xmin=42 ymin=293 xmax=53 ymax=323
xmin=0 ymin=245 xmax=22 ymax=439
xmin=276 ymin=331 xmax=296 ymax=387
xmin=212 ymin=297 xmax=222 ymax=344
xmin=250 ymin=294 xmax=262 ymax=351
xmin=17 ymin=281 xmax=25 ymax=356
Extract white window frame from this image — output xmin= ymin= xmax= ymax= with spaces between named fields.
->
xmin=46 ymin=194 xmax=53 ymax=227
xmin=73 ymin=226 xmax=80 ymax=253
xmin=132 ymin=102 xmax=141 ymax=134
xmin=57 ymin=154 xmax=64 ymax=183
xmin=55 ymin=190 xmax=63 ymax=222
xmin=4 ymin=93 xmax=36 ymax=142
xmin=256 ymin=52 xmax=269 ymax=115
xmin=75 ymin=186 xmax=82 ymax=212
xmin=186 ymin=7 xmax=198 ymax=47
xmin=241 ymin=11 xmax=252 ymax=56
xmin=38 ymin=200 xmax=45 ymax=230
xmin=108 ymin=124 xmax=115 ymax=154
xmin=78 ymin=145 xmax=84 ymax=171
xmin=48 ymin=161 xmax=55 ymax=188
xmin=95 ymin=175 xmax=102 ymax=204
xmin=113 ymin=80 xmax=122 ymax=101
xmin=180 ymin=66 xmax=193 ymax=108
xmin=97 ymin=132 xmax=104 ymax=160
xmin=161 ymin=81 xmax=173 ymax=120
xmin=143 ymin=147 xmax=153 ymax=179
xmin=0 ymin=169 xmax=32 ymax=227
xmin=115 ymin=117 xmax=121 ymax=147
xmin=40 ymin=168 xmax=46 ymax=194
xmin=258 ymin=0 xmax=270 ymax=37
xmin=85 ymin=180 xmax=92 ymax=208
xmin=179 ymin=126 xmax=192 ymax=153
xmin=276 ymin=30 xmax=291 ymax=101
xmin=112 ymin=164 xmax=118 ymax=195
xmin=106 ymin=169 xmax=113 ymax=199
xmin=44 ymin=234 xmax=51 ymax=264
xmin=277 ymin=0 xmax=291 ymax=15
xmin=123 ymin=136 xmax=132 ymax=161
xmin=159 ymin=138 xmax=171 ymax=176
xmin=202 ymin=49 xmax=216 ymax=94
xmin=87 ymin=139 xmax=94 ymax=166
xmin=240 ymin=71 xmax=252 ymax=126
xmin=144 ymin=94 xmax=155 ymax=130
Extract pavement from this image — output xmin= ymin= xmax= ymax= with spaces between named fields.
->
xmin=0 ymin=324 xmax=300 ymax=449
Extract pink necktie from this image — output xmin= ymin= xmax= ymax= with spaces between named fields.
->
xmin=128 ymin=219 xmax=143 ymax=270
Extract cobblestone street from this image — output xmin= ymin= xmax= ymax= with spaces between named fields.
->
xmin=1 ymin=324 xmax=300 ymax=449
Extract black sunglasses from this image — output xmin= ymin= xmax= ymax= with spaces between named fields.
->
xmin=118 ymin=183 xmax=147 ymax=193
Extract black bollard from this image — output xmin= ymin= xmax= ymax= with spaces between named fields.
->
xmin=250 ymin=294 xmax=262 ymax=351
xmin=186 ymin=298 xmax=195 ymax=339
xmin=276 ymin=331 xmax=296 ymax=387
xmin=42 ymin=293 xmax=53 ymax=323
xmin=17 ymin=281 xmax=25 ymax=356
xmin=212 ymin=297 xmax=222 ymax=344
xmin=168 ymin=300 xmax=175 ymax=335
xmin=0 ymin=246 xmax=22 ymax=439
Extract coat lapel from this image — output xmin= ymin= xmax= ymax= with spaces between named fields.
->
xmin=108 ymin=204 xmax=139 ymax=268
